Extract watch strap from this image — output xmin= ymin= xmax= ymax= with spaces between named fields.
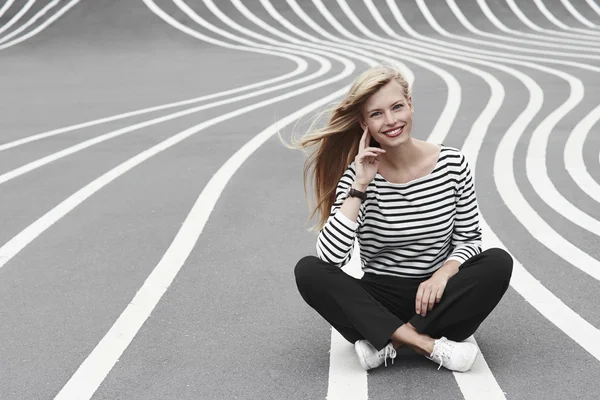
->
xmin=348 ymin=188 xmax=367 ymax=201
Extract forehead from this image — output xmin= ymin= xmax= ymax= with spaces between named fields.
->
xmin=363 ymin=80 xmax=407 ymax=111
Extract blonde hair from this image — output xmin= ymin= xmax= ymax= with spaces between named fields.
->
xmin=281 ymin=65 xmax=411 ymax=232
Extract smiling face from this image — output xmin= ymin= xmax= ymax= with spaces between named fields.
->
xmin=360 ymin=79 xmax=413 ymax=147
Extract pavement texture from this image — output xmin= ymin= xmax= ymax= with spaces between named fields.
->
xmin=1 ymin=0 xmax=600 ymax=399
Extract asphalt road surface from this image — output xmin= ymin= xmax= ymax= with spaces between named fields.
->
xmin=1 ymin=0 xmax=600 ymax=399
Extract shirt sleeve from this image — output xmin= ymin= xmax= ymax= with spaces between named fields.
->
xmin=447 ymin=154 xmax=482 ymax=265
xmin=316 ymin=163 xmax=363 ymax=268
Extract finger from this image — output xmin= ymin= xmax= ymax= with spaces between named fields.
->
xmin=435 ymin=286 xmax=445 ymax=303
xmin=415 ymin=286 xmax=424 ymax=314
xmin=427 ymin=290 xmax=437 ymax=311
xmin=421 ymin=291 xmax=430 ymax=316
xmin=359 ymin=125 xmax=369 ymax=150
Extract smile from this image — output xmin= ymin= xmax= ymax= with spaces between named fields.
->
xmin=382 ymin=126 xmax=404 ymax=138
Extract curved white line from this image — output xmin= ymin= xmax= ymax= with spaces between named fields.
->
xmin=0 ymin=0 xmax=16 ymax=20
xmin=564 ymin=104 xmax=600 ymax=203
xmin=0 ymin=0 xmax=356 ymax=270
xmin=559 ymin=0 xmax=598 ymax=27
xmin=476 ymin=0 xmax=598 ymax=45
xmin=0 ymin=0 xmax=35 ymax=37
xmin=52 ymin=63 xmax=354 ymax=400
xmin=422 ymin=1 xmax=600 ymax=256
xmin=526 ymin=73 xmax=600 ymax=234
xmin=0 ymin=64 xmax=307 ymax=152
xmin=532 ymin=0 xmax=599 ymax=34
xmin=0 ymin=60 xmax=329 ymax=186
xmin=441 ymin=0 xmax=600 ymax=237
xmin=411 ymin=0 xmax=600 ymax=280
xmin=368 ymin=0 xmax=600 ymax=74
xmin=585 ymin=0 xmax=600 ymax=16
xmin=415 ymin=0 xmax=600 ymax=59
xmin=504 ymin=0 xmax=600 ymax=40
xmin=447 ymin=0 xmax=600 ymax=51
xmin=0 ymin=0 xmax=80 ymax=50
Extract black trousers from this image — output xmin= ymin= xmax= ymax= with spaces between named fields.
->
xmin=295 ymin=248 xmax=513 ymax=351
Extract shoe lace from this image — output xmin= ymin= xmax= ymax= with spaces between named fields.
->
xmin=431 ymin=337 xmax=453 ymax=370
xmin=379 ymin=344 xmax=397 ymax=367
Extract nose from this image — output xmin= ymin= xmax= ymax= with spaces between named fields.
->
xmin=383 ymin=111 xmax=396 ymax=126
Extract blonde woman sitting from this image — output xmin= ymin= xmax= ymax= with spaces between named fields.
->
xmin=290 ymin=65 xmax=513 ymax=372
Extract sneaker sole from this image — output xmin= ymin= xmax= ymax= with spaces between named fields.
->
xmin=354 ymin=341 xmax=372 ymax=370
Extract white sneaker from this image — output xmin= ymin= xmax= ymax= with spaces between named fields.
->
xmin=426 ymin=337 xmax=479 ymax=372
xmin=354 ymin=340 xmax=397 ymax=370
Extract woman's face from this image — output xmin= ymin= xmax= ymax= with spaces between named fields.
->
xmin=360 ymin=80 xmax=413 ymax=147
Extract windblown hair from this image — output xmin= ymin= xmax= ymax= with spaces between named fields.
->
xmin=281 ymin=65 xmax=411 ymax=232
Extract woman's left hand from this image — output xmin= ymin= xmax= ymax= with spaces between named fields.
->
xmin=415 ymin=273 xmax=450 ymax=317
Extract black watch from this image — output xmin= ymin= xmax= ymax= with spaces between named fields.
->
xmin=348 ymin=188 xmax=367 ymax=201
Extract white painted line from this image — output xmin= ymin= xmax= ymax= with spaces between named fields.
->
xmin=585 ymin=0 xmax=600 ymax=16
xmin=0 ymin=0 xmax=81 ymax=50
xmin=0 ymin=0 xmax=16 ymax=20
xmin=415 ymin=0 xmax=600 ymax=59
xmin=560 ymin=0 xmax=597 ymax=28
xmin=457 ymin=336 xmax=506 ymax=400
xmin=327 ymin=329 xmax=367 ymax=400
xmin=480 ymin=218 xmax=600 ymax=363
xmin=0 ymin=24 xmax=352 ymax=273
xmin=532 ymin=0 xmax=600 ymax=34
xmin=0 ymin=0 xmax=34 ymax=37
xmin=476 ymin=0 xmax=598 ymax=45
xmin=0 ymin=65 xmax=306 ymax=152
xmin=564 ymin=104 xmax=600 ymax=203
xmin=0 ymin=57 xmax=328 ymax=186
xmin=446 ymin=0 xmax=600 ymax=51
xmin=527 ymin=72 xmax=600 ymax=233
xmin=52 ymin=82 xmax=351 ymax=400
xmin=504 ymin=0 xmax=599 ymax=40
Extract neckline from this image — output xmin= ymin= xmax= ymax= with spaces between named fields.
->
xmin=376 ymin=144 xmax=444 ymax=186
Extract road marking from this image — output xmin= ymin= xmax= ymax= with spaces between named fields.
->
xmin=0 ymin=0 xmax=34 ymax=37
xmin=564 ymin=104 xmax=600 ymax=203
xmin=0 ymin=0 xmax=16 ymax=20
xmin=52 ymin=80 xmax=351 ymax=399
xmin=0 ymin=65 xmax=306 ymax=152
xmin=0 ymin=58 xmax=327 ymax=185
xmin=0 ymin=0 xmax=81 ymax=50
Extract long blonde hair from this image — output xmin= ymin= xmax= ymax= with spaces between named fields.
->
xmin=282 ymin=65 xmax=411 ymax=232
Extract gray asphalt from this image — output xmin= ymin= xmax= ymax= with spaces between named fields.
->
xmin=1 ymin=0 xmax=600 ymax=399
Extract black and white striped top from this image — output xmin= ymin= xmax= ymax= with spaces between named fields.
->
xmin=316 ymin=145 xmax=482 ymax=278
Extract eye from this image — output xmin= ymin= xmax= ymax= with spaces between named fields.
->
xmin=393 ymin=103 xmax=404 ymax=110
xmin=369 ymin=111 xmax=381 ymax=118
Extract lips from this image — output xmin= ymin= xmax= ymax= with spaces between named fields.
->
xmin=382 ymin=126 xmax=404 ymax=138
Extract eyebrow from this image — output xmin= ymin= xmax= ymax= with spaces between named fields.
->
xmin=366 ymin=100 xmax=404 ymax=114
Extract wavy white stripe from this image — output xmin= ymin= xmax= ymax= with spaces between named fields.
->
xmin=476 ymin=0 xmax=598 ymax=45
xmin=504 ymin=0 xmax=600 ymax=40
xmin=564 ymin=104 xmax=600 ymax=204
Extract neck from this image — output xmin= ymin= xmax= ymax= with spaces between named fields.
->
xmin=381 ymin=138 xmax=422 ymax=170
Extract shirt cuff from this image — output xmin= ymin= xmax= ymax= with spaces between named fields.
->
xmin=333 ymin=211 xmax=359 ymax=231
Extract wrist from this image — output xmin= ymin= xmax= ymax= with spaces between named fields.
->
xmin=436 ymin=260 xmax=460 ymax=279
xmin=352 ymin=181 xmax=369 ymax=191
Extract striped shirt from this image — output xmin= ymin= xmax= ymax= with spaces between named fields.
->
xmin=316 ymin=145 xmax=482 ymax=278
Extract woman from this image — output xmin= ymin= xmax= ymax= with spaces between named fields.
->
xmin=287 ymin=65 xmax=513 ymax=372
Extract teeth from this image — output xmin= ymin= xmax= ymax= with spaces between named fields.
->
xmin=386 ymin=127 xmax=403 ymax=135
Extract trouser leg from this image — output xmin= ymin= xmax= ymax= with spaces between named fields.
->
xmin=409 ymin=248 xmax=513 ymax=341
xmin=294 ymin=255 xmax=403 ymax=350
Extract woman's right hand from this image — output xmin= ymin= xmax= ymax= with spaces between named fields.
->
xmin=354 ymin=126 xmax=386 ymax=187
